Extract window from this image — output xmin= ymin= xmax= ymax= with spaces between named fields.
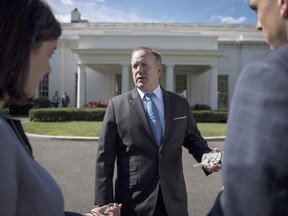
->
xmin=115 ymin=74 xmax=122 ymax=96
xmin=218 ymin=75 xmax=229 ymax=110
xmin=175 ymin=75 xmax=187 ymax=98
xmin=38 ymin=75 xmax=49 ymax=98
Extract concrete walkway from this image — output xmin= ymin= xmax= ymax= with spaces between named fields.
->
xmin=29 ymin=136 xmax=224 ymax=216
xmin=19 ymin=115 xmax=225 ymax=215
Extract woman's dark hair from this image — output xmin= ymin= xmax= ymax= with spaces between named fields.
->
xmin=0 ymin=0 xmax=61 ymax=104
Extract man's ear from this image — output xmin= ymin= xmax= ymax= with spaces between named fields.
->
xmin=281 ymin=0 xmax=288 ymax=18
xmin=157 ymin=64 xmax=163 ymax=75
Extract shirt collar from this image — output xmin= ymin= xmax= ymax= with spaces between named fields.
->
xmin=137 ymin=85 xmax=163 ymax=101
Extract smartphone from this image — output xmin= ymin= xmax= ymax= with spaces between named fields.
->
xmin=202 ymin=151 xmax=223 ymax=164
xmin=104 ymin=203 xmax=114 ymax=215
xmin=193 ymin=151 xmax=223 ymax=167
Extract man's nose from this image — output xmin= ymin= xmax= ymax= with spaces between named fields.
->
xmin=256 ymin=19 xmax=262 ymax=31
xmin=136 ymin=65 xmax=144 ymax=74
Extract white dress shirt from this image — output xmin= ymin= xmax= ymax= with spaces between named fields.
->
xmin=137 ymin=86 xmax=165 ymax=130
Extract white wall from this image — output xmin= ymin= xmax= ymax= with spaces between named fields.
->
xmin=218 ymin=43 xmax=269 ymax=107
xmin=86 ymin=69 xmax=114 ymax=104
xmin=47 ymin=24 xmax=269 ymax=109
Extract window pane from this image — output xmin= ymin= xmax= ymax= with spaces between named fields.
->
xmin=218 ymin=75 xmax=228 ymax=110
xmin=38 ymin=75 xmax=49 ymax=99
xmin=175 ymin=75 xmax=187 ymax=98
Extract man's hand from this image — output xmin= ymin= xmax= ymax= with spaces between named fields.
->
xmin=202 ymin=148 xmax=223 ymax=173
xmin=83 ymin=203 xmax=122 ymax=216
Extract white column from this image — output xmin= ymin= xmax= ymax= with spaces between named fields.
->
xmin=165 ymin=64 xmax=174 ymax=92
xmin=60 ymin=40 xmax=65 ymax=94
xmin=77 ymin=64 xmax=86 ymax=108
xmin=121 ymin=65 xmax=129 ymax=93
xmin=210 ymin=66 xmax=218 ymax=110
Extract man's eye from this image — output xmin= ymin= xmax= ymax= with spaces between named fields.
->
xmin=250 ymin=5 xmax=257 ymax=13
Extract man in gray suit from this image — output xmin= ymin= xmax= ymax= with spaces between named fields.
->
xmin=95 ymin=47 xmax=221 ymax=215
xmin=208 ymin=0 xmax=288 ymax=215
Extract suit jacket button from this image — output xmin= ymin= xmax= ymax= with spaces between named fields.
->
xmin=156 ymin=175 xmax=159 ymax=179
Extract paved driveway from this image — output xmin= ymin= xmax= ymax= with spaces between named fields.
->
xmin=29 ymin=137 xmax=224 ymax=216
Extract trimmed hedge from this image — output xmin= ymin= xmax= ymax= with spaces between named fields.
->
xmin=6 ymin=98 xmax=52 ymax=116
xmin=192 ymin=111 xmax=228 ymax=123
xmin=29 ymin=108 xmax=228 ymax=123
xmin=0 ymin=108 xmax=9 ymax=115
xmin=6 ymin=101 xmax=34 ymax=116
xmin=29 ymin=108 xmax=106 ymax=122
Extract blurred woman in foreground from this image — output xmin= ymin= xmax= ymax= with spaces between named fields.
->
xmin=0 ymin=0 xmax=121 ymax=215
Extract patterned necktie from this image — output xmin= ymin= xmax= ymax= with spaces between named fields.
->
xmin=144 ymin=93 xmax=162 ymax=146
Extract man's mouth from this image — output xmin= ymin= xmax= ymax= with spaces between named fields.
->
xmin=137 ymin=77 xmax=145 ymax=81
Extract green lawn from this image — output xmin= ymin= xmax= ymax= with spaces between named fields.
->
xmin=197 ymin=123 xmax=226 ymax=137
xmin=22 ymin=121 xmax=226 ymax=137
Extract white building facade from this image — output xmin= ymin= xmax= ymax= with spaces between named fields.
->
xmin=37 ymin=22 xmax=269 ymax=110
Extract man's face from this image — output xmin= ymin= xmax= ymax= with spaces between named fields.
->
xmin=131 ymin=49 xmax=163 ymax=92
xmin=250 ymin=0 xmax=288 ymax=49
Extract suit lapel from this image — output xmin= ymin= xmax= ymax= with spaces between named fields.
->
xmin=161 ymin=89 xmax=173 ymax=150
xmin=129 ymin=88 xmax=157 ymax=145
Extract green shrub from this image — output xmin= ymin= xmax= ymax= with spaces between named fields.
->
xmin=29 ymin=107 xmax=227 ymax=123
xmin=0 ymin=108 xmax=9 ymax=115
xmin=32 ymin=98 xmax=53 ymax=108
xmin=193 ymin=111 xmax=228 ymax=123
xmin=192 ymin=103 xmax=211 ymax=110
xmin=29 ymin=108 xmax=106 ymax=122
xmin=6 ymin=100 xmax=34 ymax=116
xmin=5 ymin=97 xmax=52 ymax=116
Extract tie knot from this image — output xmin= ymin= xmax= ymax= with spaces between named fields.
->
xmin=145 ymin=93 xmax=154 ymax=101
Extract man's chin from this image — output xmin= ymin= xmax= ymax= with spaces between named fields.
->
xmin=136 ymin=82 xmax=144 ymax=89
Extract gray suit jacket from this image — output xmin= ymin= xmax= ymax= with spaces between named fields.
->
xmin=209 ymin=44 xmax=288 ymax=216
xmin=95 ymin=87 xmax=211 ymax=216
xmin=0 ymin=114 xmax=65 ymax=216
